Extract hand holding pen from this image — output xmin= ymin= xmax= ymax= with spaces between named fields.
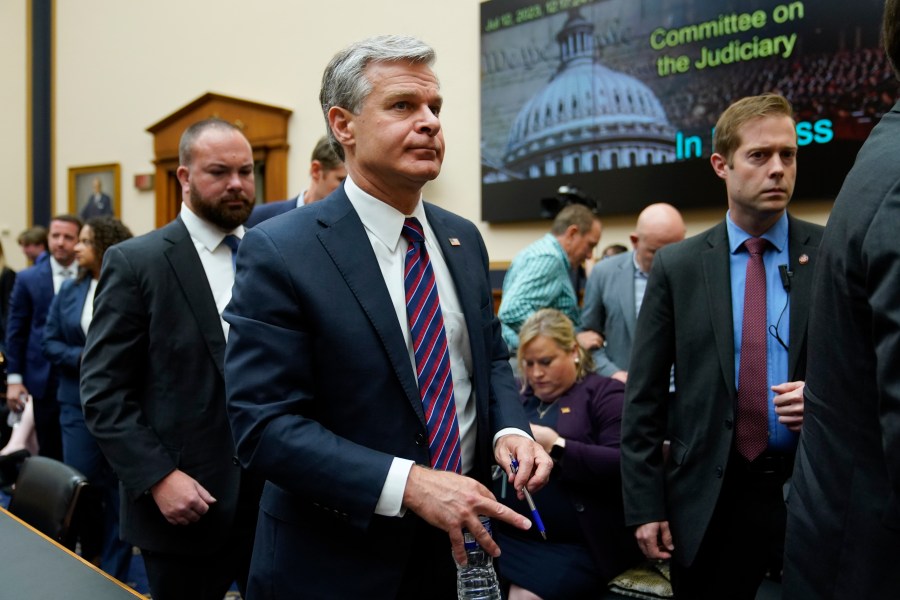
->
xmin=509 ymin=452 xmax=547 ymax=540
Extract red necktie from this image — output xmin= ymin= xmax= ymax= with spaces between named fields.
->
xmin=401 ymin=218 xmax=462 ymax=473
xmin=736 ymin=237 xmax=769 ymax=461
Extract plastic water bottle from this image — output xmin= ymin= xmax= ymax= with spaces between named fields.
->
xmin=455 ymin=515 xmax=502 ymax=600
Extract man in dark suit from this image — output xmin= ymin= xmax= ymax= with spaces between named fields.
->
xmin=79 ymin=178 xmax=114 ymax=220
xmin=581 ymin=203 xmax=685 ymax=383
xmin=782 ymin=4 xmax=900 ymax=596
xmin=621 ymin=94 xmax=823 ymax=599
xmin=224 ymin=35 xmax=551 ymax=599
xmin=80 ymin=118 xmax=260 ymax=600
xmin=5 ymin=214 xmax=81 ymax=460
xmin=245 ymin=135 xmax=346 ymax=227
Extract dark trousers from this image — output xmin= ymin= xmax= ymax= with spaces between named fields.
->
xmin=141 ymin=476 xmax=259 ymax=600
xmin=33 ymin=384 xmax=62 ymax=461
xmin=671 ymin=452 xmax=789 ymax=600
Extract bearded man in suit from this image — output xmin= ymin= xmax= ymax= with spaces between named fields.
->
xmin=81 ymin=118 xmax=261 ymax=600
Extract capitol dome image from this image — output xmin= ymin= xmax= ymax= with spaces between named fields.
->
xmin=502 ymin=10 xmax=676 ymax=179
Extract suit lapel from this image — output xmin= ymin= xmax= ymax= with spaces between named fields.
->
xmin=162 ymin=219 xmax=227 ymax=377
xmin=701 ymin=222 xmax=737 ymax=397
xmin=619 ymin=256 xmax=637 ymax=339
xmin=787 ymin=216 xmax=816 ymax=379
xmin=315 ymin=194 xmax=426 ymax=425
xmin=69 ymin=279 xmax=91 ymax=345
xmin=426 ymin=205 xmax=486 ymax=368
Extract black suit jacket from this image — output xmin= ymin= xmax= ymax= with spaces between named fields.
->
xmin=81 ymin=217 xmax=253 ymax=554
xmin=783 ymin=102 xmax=900 ymax=598
xmin=224 ymin=188 xmax=529 ymax=597
xmin=621 ymin=214 xmax=822 ymax=566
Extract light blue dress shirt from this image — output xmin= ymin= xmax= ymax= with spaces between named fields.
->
xmin=726 ymin=211 xmax=797 ymax=453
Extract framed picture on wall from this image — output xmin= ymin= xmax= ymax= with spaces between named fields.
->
xmin=68 ymin=163 xmax=121 ymax=220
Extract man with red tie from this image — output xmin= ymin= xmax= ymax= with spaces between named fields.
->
xmin=223 ymin=35 xmax=551 ymax=599
xmin=621 ymin=94 xmax=823 ymax=599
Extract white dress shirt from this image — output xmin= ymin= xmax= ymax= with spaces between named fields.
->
xmin=344 ymin=177 xmax=525 ymax=516
xmin=180 ymin=203 xmax=244 ymax=339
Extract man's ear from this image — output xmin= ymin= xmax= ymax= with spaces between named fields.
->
xmin=629 ymin=233 xmax=639 ymax=249
xmin=176 ymin=165 xmax=190 ymax=190
xmin=328 ymin=107 xmax=354 ymax=150
xmin=309 ymin=160 xmax=323 ymax=181
xmin=710 ymin=153 xmax=729 ymax=181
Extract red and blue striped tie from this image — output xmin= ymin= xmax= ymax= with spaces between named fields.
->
xmin=401 ymin=217 xmax=462 ymax=474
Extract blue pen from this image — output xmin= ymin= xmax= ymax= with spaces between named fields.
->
xmin=509 ymin=453 xmax=547 ymax=540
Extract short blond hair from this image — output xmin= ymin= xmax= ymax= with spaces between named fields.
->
xmin=517 ymin=308 xmax=594 ymax=382
xmin=713 ymin=94 xmax=794 ymax=165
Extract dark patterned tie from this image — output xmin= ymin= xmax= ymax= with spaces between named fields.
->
xmin=222 ymin=235 xmax=241 ymax=272
xmin=736 ymin=237 xmax=769 ymax=461
xmin=401 ymin=217 xmax=462 ymax=473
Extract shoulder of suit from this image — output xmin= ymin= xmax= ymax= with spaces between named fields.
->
xmin=787 ymin=214 xmax=825 ymax=242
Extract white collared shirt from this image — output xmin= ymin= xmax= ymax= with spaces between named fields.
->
xmin=50 ymin=257 xmax=76 ymax=294
xmin=180 ymin=203 xmax=244 ymax=339
xmin=345 ymin=177 xmax=524 ymax=516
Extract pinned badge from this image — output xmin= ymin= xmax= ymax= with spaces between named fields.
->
xmin=449 ymin=238 xmax=461 ymax=246
xmin=560 ymin=407 xmax=571 ymax=414
xmin=798 ymin=254 xmax=809 ymax=265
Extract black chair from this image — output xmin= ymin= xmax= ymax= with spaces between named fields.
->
xmin=7 ymin=456 xmax=88 ymax=550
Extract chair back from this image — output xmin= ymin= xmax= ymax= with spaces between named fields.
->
xmin=7 ymin=456 xmax=88 ymax=549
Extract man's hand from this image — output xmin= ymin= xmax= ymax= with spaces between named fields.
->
xmin=635 ymin=521 xmax=674 ymax=560
xmin=575 ymin=330 xmax=603 ymax=351
xmin=150 ymin=469 xmax=217 ymax=526
xmin=6 ymin=383 xmax=28 ymax=413
xmin=773 ymin=380 xmax=805 ymax=432
xmin=611 ymin=370 xmax=628 ymax=384
xmin=495 ymin=434 xmax=552 ymax=498
xmin=402 ymin=465 xmax=531 ymax=565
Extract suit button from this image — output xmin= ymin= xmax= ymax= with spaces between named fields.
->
xmin=715 ymin=466 xmax=723 ymax=478
xmin=415 ymin=433 xmax=427 ymax=446
xmin=724 ymin=418 xmax=733 ymax=430
xmin=232 ymin=456 xmax=240 ymax=466
xmin=573 ymin=502 xmax=585 ymax=513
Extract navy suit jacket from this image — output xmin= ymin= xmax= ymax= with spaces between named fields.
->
xmin=5 ymin=259 xmax=55 ymax=398
xmin=224 ymin=188 xmax=529 ymax=596
xmin=244 ymin=197 xmax=298 ymax=227
xmin=42 ymin=277 xmax=91 ymax=407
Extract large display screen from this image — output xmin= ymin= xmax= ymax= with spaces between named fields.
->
xmin=480 ymin=0 xmax=898 ymax=221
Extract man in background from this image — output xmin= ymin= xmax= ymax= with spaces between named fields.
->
xmin=5 ymin=215 xmax=81 ymax=460
xmin=245 ymin=135 xmax=346 ymax=226
xmin=17 ymin=226 xmax=48 ymax=265
xmin=224 ymin=35 xmax=550 ymax=599
xmin=581 ymin=203 xmax=685 ymax=383
xmin=80 ymin=118 xmax=261 ymax=600
xmin=80 ymin=177 xmax=114 ymax=220
xmin=783 ymin=2 xmax=900 ymax=596
xmin=498 ymin=204 xmax=603 ymax=355
xmin=621 ymin=94 xmax=822 ymax=599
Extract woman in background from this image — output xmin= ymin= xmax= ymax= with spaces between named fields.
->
xmin=496 ymin=308 xmax=641 ymax=600
xmin=43 ymin=216 xmax=133 ymax=580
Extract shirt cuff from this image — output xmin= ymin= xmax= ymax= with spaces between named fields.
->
xmin=374 ymin=457 xmax=414 ymax=517
xmin=6 ymin=374 xmax=23 ymax=385
xmin=493 ymin=427 xmax=533 ymax=447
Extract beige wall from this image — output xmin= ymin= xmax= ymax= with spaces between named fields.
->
xmin=4 ymin=0 xmax=831 ymax=273
xmin=1 ymin=0 xmax=29 ymax=271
